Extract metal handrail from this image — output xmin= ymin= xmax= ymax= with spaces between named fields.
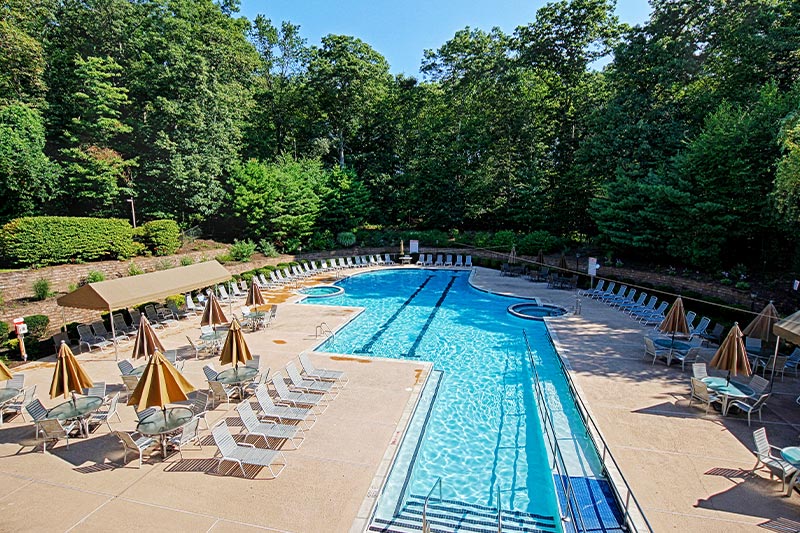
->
xmin=315 ymin=322 xmax=334 ymax=340
xmin=422 ymin=477 xmax=442 ymax=533
xmin=531 ymin=330 xmax=654 ymax=532
xmin=496 ymin=488 xmax=502 ymax=533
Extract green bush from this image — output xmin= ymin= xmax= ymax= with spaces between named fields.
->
xmin=517 ymin=231 xmax=561 ymax=255
xmin=24 ymin=314 xmax=49 ymax=339
xmin=337 ymin=231 xmax=356 ymax=247
xmin=32 ymin=278 xmax=52 ymax=300
xmin=282 ymin=237 xmax=302 ymax=253
xmin=154 ymin=258 xmax=174 ymax=270
xmin=307 ymin=230 xmax=335 ymax=251
xmin=0 ymin=321 xmax=8 ymax=345
xmin=258 ymin=239 xmax=279 ymax=257
xmin=127 ymin=262 xmax=144 ymax=276
xmin=258 ymin=265 xmax=276 ymax=274
xmin=490 ymin=230 xmax=516 ymax=252
xmin=229 ymin=239 xmax=256 ymax=262
xmin=215 ymin=253 xmax=233 ymax=264
xmin=139 ymin=219 xmax=181 ymax=256
xmin=240 ymin=271 xmax=255 ymax=282
xmin=165 ymin=294 xmax=184 ymax=308
xmin=180 ymin=256 xmax=194 ymax=266
xmin=86 ymin=270 xmax=105 ymax=283
xmin=735 ymin=281 xmax=751 ymax=290
xmin=0 ymin=216 xmax=136 ymax=267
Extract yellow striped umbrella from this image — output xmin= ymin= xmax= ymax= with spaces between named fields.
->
xmin=710 ymin=323 xmax=751 ymax=377
xmin=743 ymin=301 xmax=779 ymax=343
xmin=219 ymin=319 xmax=252 ymax=368
xmin=132 ymin=315 xmax=164 ymax=360
xmin=201 ymin=293 xmax=228 ymax=327
xmin=658 ymin=297 xmax=690 ymax=337
xmin=49 ymin=341 xmax=93 ymax=399
xmin=245 ymin=281 xmax=266 ymax=307
xmin=127 ymin=350 xmax=195 ymax=411
xmin=0 ymin=359 xmax=12 ymax=382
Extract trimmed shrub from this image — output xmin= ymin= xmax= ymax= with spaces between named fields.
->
xmin=337 ymin=231 xmax=356 ymax=247
xmin=490 ymin=230 xmax=516 ymax=252
xmin=32 ymin=278 xmax=52 ymax=300
xmin=139 ymin=219 xmax=181 ymax=256
xmin=165 ymin=294 xmax=184 ymax=308
xmin=86 ymin=270 xmax=105 ymax=283
xmin=229 ymin=239 xmax=256 ymax=262
xmin=307 ymin=230 xmax=335 ymax=251
xmin=0 ymin=216 xmax=136 ymax=267
xmin=517 ymin=230 xmax=561 ymax=255
xmin=215 ymin=253 xmax=233 ymax=264
xmin=127 ymin=262 xmax=144 ymax=276
xmin=180 ymin=256 xmax=194 ymax=266
xmin=154 ymin=258 xmax=174 ymax=270
xmin=258 ymin=240 xmax=279 ymax=257
xmin=24 ymin=314 xmax=49 ymax=340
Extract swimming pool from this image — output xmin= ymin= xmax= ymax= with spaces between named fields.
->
xmin=300 ymin=269 xmax=619 ymax=531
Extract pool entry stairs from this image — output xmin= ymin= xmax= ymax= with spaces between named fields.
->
xmin=369 ymin=494 xmax=559 ymax=533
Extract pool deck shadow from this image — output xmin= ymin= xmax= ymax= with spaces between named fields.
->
xmin=470 ymin=266 xmax=800 ymax=532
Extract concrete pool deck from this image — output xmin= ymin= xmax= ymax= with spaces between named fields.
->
xmin=1 ymin=264 xmax=797 ymax=532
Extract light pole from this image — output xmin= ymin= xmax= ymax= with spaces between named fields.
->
xmin=126 ymin=198 xmax=137 ymax=228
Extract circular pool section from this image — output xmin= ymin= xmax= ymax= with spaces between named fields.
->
xmin=298 ymin=285 xmax=344 ymax=298
xmin=507 ymin=302 xmax=567 ymax=320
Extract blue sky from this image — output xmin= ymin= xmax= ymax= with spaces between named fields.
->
xmin=237 ymin=0 xmax=652 ymax=75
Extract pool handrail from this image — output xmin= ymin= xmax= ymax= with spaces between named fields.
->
xmin=526 ymin=330 xmax=654 ymax=533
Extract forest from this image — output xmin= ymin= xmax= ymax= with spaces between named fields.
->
xmin=1 ymin=0 xmax=799 ymax=272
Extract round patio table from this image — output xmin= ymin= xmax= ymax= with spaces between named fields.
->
xmin=244 ymin=311 xmax=266 ymax=331
xmin=399 ymin=255 xmax=412 ymax=265
xmin=655 ymin=338 xmax=692 ymax=352
xmin=215 ymin=366 xmax=258 ymax=398
xmin=137 ymin=406 xmax=193 ymax=457
xmin=0 ymin=388 xmax=21 ymax=425
xmin=781 ymin=447 xmax=800 ymax=496
xmin=200 ymin=331 xmax=224 ymax=353
xmin=701 ymin=377 xmax=754 ymax=415
xmin=47 ymin=396 xmax=103 ymax=436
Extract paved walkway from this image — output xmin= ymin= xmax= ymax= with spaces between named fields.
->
xmin=470 ymin=267 xmax=800 ymax=532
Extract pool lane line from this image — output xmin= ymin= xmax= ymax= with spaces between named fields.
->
xmin=405 ymin=276 xmax=457 ymax=359
xmin=356 ymin=274 xmax=434 ymax=354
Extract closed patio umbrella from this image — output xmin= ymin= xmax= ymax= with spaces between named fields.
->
xmin=50 ymin=341 xmax=93 ymax=400
xmin=127 ymin=350 xmax=195 ymax=411
xmin=219 ymin=319 xmax=252 ymax=368
xmin=558 ymin=253 xmax=568 ymax=271
xmin=131 ymin=315 xmax=164 ymax=360
xmin=535 ymin=249 xmax=545 ymax=266
xmin=0 ymin=359 xmax=12 ymax=382
xmin=508 ymin=246 xmax=517 ymax=265
xmin=658 ymin=296 xmax=690 ymax=338
xmin=710 ymin=322 xmax=751 ymax=378
xmin=245 ymin=281 xmax=266 ymax=308
xmin=743 ymin=301 xmax=779 ymax=344
xmin=201 ymin=292 xmax=228 ymax=329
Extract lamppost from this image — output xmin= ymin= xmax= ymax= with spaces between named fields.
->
xmin=126 ymin=198 xmax=137 ymax=228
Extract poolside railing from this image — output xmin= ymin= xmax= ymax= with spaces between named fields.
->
xmin=528 ymin=330 xmax=654 ymax=533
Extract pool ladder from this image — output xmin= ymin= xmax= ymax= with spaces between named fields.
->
xmin=421 ymin=478 xmax=503 ymax=533
xmin=315 ymin=322 xmax=334 ymax=340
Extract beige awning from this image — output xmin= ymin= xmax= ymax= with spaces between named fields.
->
xmin=774 ymin=310 xmax=800 ymax=346
xmin=57 ymin=261 xmax=231 ymax=311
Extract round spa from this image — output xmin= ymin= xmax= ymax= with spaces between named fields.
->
xmin=298 ymin=285 xmax=345 ymax=298
xmin=507 ymin=302 xmax=568 ymax=320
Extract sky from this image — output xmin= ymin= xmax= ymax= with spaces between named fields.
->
xmin=237 ymin=0 xmax=652 ymax=76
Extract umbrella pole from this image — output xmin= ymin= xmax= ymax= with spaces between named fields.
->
xmin=110 ymin=307 xmax=118 ymax=361
xmin=770 ymin=335 xmax=781 ymax=381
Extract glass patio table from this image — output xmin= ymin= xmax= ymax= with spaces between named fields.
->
xmin=701 ymin=377 xmax=754 ymax=415
xmin=655 ymin=338 xmax=692 ymax=352
xmin=215 ymin=366 xmax=258 ymax=398
xmin=137 ymin=406 xmax=193 ymax=457
xmin=0 ymin=388 xmax=20 ymax=425
xmin=47 ymin=396 xmax=103 ymax=436
xmin=781 ymin=447 xmax=800 ymax=497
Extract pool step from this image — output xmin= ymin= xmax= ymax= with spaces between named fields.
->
xmin=369 ymin=494 xmax=559 ymax=533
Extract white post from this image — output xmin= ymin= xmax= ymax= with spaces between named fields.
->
xmin=110 ymin=307 xmax=118 ymax=361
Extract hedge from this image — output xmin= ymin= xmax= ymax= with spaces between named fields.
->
xmin=140 ymin=219 xmax=181 ymax=256
xmin=0 ymin=216 xmax=136 ymax=267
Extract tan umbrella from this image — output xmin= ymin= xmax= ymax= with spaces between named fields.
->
xmin=0 ymin=359 xmax=12 ymax=382
xmin=536 ymin=249 xmax=545 ymax=266
xmin=508 ymin=246 xmax=517 ymax=265
xmin=201 ymin=292 xmax=228 ymax=328
xmin=131 ymin=315 xmax=164 ymax=360
xmin=219 ymin=318 xmax=252 ymax=368
xmin=49 ymin=341 xmax=93 ymax=399
xmin=245 ymin=281 xmax=266 ymax=307
xmin=710 ymin=322 xmax=752 ymax=378
xmin=658 ymin=296 xmax=690 ymax=338
xmin=400 ymin=240 xmax=404 ymax=256
xmin=743 ymin=301 xmax=779 ymax=343
xmin=127 ymin=350 xmax=195 ymax=411
xmin=558 ymin=253 xmax=568 ymax=271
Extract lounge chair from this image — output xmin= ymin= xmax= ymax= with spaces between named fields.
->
xmin=434 ymin=254 xmax=444 ymax=266
xmin=375 ymin=255 xmax=386 ymax=265
xmin=164 ymin=350 xmax=184 ymax=371
xmin=444 ymin=254 xmax=453 ymax=266
xmin=118 ymin=360 xmax=136 ymax=376
xmin=454 ymin=255 xmax=463 ymax=267
xmin=464 ymin=256 xmax=472 ymax=267
xmin=143 ymin=306 xmax=168 ymax=329
xmin=628 ymin=295 xmax=657 ymax=317
xmin=235 ymin=401 xmax=304 ymax=450
xmin=425 ymin=254 xmax=434 ymax=266
xmin=285 ymin=361 xmax=338 ymax=397
xmin=346 ymin=257 xmax=356 ymax=268
xmin=37 ymin=418 xmax=78 ymax=452
xmin=52 ymin=331 xmax=81 ymax=354
xmin=271 ymin=373 xmax=327 ymax=412
xmin=186 ymin=336 xmax=210 ymax=360
xmin=685 ymin=311 xmax=697 ymax=331
xmin=690 ymin=317 xmax=710 ymax=339
xmin=209 ymin=380 xmax=238 ymax=406
xmin=254 ymin=384 xmax=315 ymax=429
xmin=114 ymin=431 xmax=155 ymax=468
xmin=243 ymin=371 xmax=270 ymax=397
xmin=730 ymin=394 xmax=770 ymax=426
xmin=231 ymin=282 xmax=247 ymax=299
xmin=385 ymin=254 xmax=396 ymax=265
xmin=168 ymin=303 xmax=191 ymax=320
xmin=77 ymin=324 xmax=113 ymax=352
xmin=112 ymin=314 xmax=137 ymax=337
xmin=784 ymin=347 xmax=800 ymax=377
xmin=638 ymin=301 xmax=668 ymax=325
xmin=167 ymin=417 xmax=202 ymax=459
xmin=594 ymin=281 xmax=616 ymax=301
xmin=580 ymin=279 xmax=605 ymax=298
xmin=688 ymin=378 xmax=720 ymax=414
xmin=299 ymin=353 xmax=349 ymax=385
xmin=753 ymin=428 xmax=797 ymax=491
xmin=129 ymin=309 xmax=143 ymax=329
xmin=211 ymin=422 xmax=287 ymax=478
xmin=91 ymin=320 xmax=129 ymax=345
xmin=601 ymin=284 xmax=627 ymax=304
xmin=699 ymin=323 xmax=724 ymax=346
xmin=618 ymin=292 xmax=646 ymax=313
xmin=416 ymin=254 xmax=427 ymax=266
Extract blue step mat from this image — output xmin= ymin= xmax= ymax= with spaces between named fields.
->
xmin=553 ymin=475 xmax=626 ymax=533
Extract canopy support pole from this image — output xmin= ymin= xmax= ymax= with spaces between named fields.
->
xmin=110 ymin=306 xmax=118 ymax=361
xmin=770 ymin=335 xmax=781 ymax=379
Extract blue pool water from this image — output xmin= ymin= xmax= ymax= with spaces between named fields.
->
xmin=300 ymin=269 xmax=607 ymax=528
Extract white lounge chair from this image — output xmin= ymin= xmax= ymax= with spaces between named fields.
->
xmin=255 ymin=384 xmax=315 ymax=429
xmin=212 ymin=421 xmax=287 ymax=478
xmin=434 ymin=254 xmax=444 ymax=266
xmin=236 ymin=401 xmax=304 ymax=450
xmin=285 ymin=361 xmax=338 ymax=397
xmin=454 ymin=255 xmax=463 ymax=267
xmin=299 ymin=353 xmax=349 ymax=385
xmin=271 ymin=373 xmax=327 ymax=413
xmin=384 ymin=254 xmax=395 ymax=265
xmin=444 ymin=254 xmax=453 ymax=266
xmin=464 ymin=255 xmax=472 ymax=267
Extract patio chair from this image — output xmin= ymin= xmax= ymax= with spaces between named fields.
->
xmin=118 ymin=360 xmax=136 ymax=376
xmin=168 ymin=302 xmax=191 ymax=320
xmin=185 ymin=295 xmax=204 ymax=315
xmin=753 ymin=428 xmax=797 ymax=491
xmin=129 ymin=309 xmax=143 ymax=329
xmin=203 ymin=364 xmax=219 ymax=382
xmin=376 ymin=255 xmax=386 ymax=265
xmin=749 ymin=375 xmax=770 ymax=397
xmin=595 ymin=281 xmax=617 ymax=301
xmin=114 ymin=431 xmax=155 ymax=468
xmin=688 ymin=378 xmax=721 ymax=414
xmin=121 ymin=375 xmax=140 ymax=401
xmin=216 ymin=284 xmax=236 ymax=303
xmin=700 ymin=323 xmax=724 ymax=346
xmin=77 ymin=324 xmax=113 ymax=352
xmin=299 ymin=352 xmax=349 ymax=385
xmin=464 ymin=256 xmax=473 ymax=267
xmin=208 ymin=380 xmax=238 ymax=406
xmin=580 ymin=279 xmax=605 ymax=298
xmin=784 ymin=347 xmax=800 ymax=377
xmin=628 ymin=295 xmax=656 ymax=317
xmin=415 ymin=254 xmax=426 ymax=266
xmin=285 ymin=362 xmax=337 ymax=397
xmin=112 ymin=314 xmax=137 ymax=337
xmin=454 ymin=255 xmax=463 ymax=267
xmin=345 ymin=257 xmax=356 ymax=268
xmin=270 ymin=373 xmax=327 ymax=412
xmin=255 ymin=384 xmax=315 ymax=429
xmin=639 ymin=302 xmax=669 ymax=326
xmin=644 ymin=337 xmax=670 ymax=365
xmin=38 ymin=418 xmax=78 ymax=452
xmin=690 ymin=317 xmax=711 ymax=339
xmin=83 ymin=381 xmax=107 ymax=400
xmin=91 ymin=320 xmax=129 ymax=345
xmin=4 ymin=374 xmax=24 ymax=390
xmin=685 ymin=311 xmax=697 ymax=331
xmin=618 ymin=292 xmax=646 ymax=313
xmin=235 ymin=401 xmax=304 ymax=450
xmin=230 ymin=282 xmax=247 ymax=299
xmin=671 ymin=347 xmax=703 ymax=371
xmin=167 ymin=416 xmax=202 ymax=460
xmin=191 ymin=390 xmax=211 ymax=429
xmin=434 ymin=254 xmax=444 ymax=266
xmin=243 ymin=370 xmax=270 ymax=397
xmin=52 ymin=331 xmax=81 ymax=354
xmin=3 ymin=385 xmax=36 ymax=423
xmin=88 ymin=392 xmax=121 ymax=432
xmin=730 ymin=393 xmax=770 ymax=426
xmin=25 ymin=398 xmax=48 ymax=436
xmin=142 ymin=306 xmax=167 ymax=329
xmin=601 ymin=284 xmax=627 ymax=304
xmin=211 ymin=421 xmax=287 ymax=478
xmin=692 ymin=363 xmax=707 ymax=379
xmin=186 ymin=336 xmax=210 ymax=360
xmin=444 ymin=254 xmax=453 ymax=266
xmin=757 ymin=354 xmax=788 ymax=380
